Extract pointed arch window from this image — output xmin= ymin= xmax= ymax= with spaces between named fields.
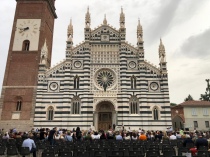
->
xmin=130 ymin=96 xmax=138 ymax=114
xmin=74 ymin=75 xmax=79 ymax=89
xmin=153 ymin=107 xmax=159 ymax=120
xmin=47 ymin=106 xmax=54 ymax=120
xmin=22 ymin=40 xmax=30 ymax=51
xmin=131 ymin=75 xmax=136 ymax=89
xmin=16 ymin=100 xmax=22 ymax=111
xmin=72 ymin=97 xmax=80 ymax=114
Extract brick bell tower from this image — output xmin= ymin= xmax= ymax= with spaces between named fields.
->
xmin=0 ymin=0 xmax=57 ymax=130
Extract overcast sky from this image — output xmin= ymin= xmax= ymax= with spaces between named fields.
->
xmin=0 ymin=0 xmax=210 ymax=104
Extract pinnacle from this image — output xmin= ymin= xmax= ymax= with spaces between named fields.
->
xmin=103 ymin=14 xmax=107 ymax=25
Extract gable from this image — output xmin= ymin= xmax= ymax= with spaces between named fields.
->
xmin=90 ymin=25 xmax=120 ymax=42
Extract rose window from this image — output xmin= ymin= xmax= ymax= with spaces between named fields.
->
xmin=95 ymin=69 xmax=116 ymax=91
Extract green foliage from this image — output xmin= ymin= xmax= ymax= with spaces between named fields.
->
xmin=200 ymin=79 xmax=210 ymax=101
xmin=184 ymin=94 xmax=194 ymax=101
xmin=170 ymin=103 xmax=177 ymax=106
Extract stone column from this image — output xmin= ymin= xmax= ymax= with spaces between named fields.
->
xmin=112 ymin=111 xmax=116 ymax=125
xmin=94 ymin=111 xmax=98 ymax=131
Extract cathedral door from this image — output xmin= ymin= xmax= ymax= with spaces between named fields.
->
xmin=95 ymin=101 xmax=116 ymax=131
xmin=98 ymin=112 xmax=112 ymax=131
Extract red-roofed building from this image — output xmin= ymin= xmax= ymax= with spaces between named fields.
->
xmin=171 ymin=101 xmax=210 ymax=131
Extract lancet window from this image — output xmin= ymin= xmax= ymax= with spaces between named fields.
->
xmin=16 ymin=100 xmax=22 ymax=111
xmin=74 ymin=75 xmax=79 ymax=89
xmin=153 ymin=107 xmax=159 ymax=120
xmin=47 ymin=106 xmax=54 ymax=120
xmin=72 ymin=97 xmax=80 ymax=114
xmin=22 ymin=40 xmax=30 ymax=51
xmin=131 ymin=75 xmax=136 ymax=89
xmin=130 ymin=96 xmax=138 ymax=114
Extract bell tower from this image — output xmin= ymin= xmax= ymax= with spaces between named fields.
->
xmin=0 ymin=0 xmax=57 ymax=130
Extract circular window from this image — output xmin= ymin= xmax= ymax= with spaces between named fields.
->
xmin=128 ymin=61 xmax=136 ymax=69
xmin=49 ymin=82 xmax=58 ymax=91
xmin=74 ymin=61 xmax=82 ymax=68
xmin=95 ymin=69 xmax=116 ymax=91
xmin=150 ymin=82 xmax=159 ymax=91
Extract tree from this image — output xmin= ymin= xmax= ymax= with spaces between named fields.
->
xmin=200 ymin=79 xmax=210 ymax=101
xmin=184 ymin=94 xmax=194 ymax=101
xmin=170 ymin=103 xmax=177 ymax=106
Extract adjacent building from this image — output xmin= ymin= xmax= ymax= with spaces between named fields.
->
xmin=171 ymin=100 xmax=210 ymax=131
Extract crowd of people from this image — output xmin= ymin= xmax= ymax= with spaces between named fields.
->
xmin=0 ymin=127 xmax=210 ymax=156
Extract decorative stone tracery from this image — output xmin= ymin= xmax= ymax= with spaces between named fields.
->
xmin=94 ymin=68 xmax=116 ymax=91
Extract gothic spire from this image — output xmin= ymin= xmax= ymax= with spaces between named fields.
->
xmin=85 ymin=6 xmax=91 ymax=28
xmin=137 ymin=18 xmax=143 ymax=42
xmin=66 ymin=19 xmax=73 ymax=51
xmin=40 ymin=39 xmax=48 ymax=65
xmin=41 ymin=39 xmax=48 ymax=57
xmin=67 ymin=18 xmax=73 ymax=41
xmin=120 ymin=7 xmax=125 ymax=28
xmin=103 ymin=14 xmax=107 ymax=25
xmin=159 ymin=38 xmax=166 ymax=63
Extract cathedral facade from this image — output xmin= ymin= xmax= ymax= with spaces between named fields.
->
xmin=0 ymin=0 xmax=171 ymax=131
xmin=34 ymin=8 xmax=171 ymax=131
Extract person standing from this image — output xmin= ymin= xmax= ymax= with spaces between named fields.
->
xmin=169 ymin=132 xmax=177 ymax=140
xmin=122 ymin=123 xmax=124 ymax=131
xmin=115 ymin=131 xmax=123 ymax=141
xmin=113 ymin=124 xmax=116 ymax=130
xmin=139 ymin=132 xmax=147 ymax=141
xmin=48 ymin=127 xmax=56 ymax=145
xmin=65 ymin=132 xmax=73 ymax=142
xmin=76 ymin=127 xmax=82 ymax=141
xmin=195 ymin=133 xmax=208 ymax=150
xmin=39 ymin=128 xmax=47 ymax=141
xmin=22 ymin=133 xmax=36 ymax=157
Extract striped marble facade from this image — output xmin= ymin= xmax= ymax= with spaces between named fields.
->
xmin=34 ymin=9 xmax=172 ymax=130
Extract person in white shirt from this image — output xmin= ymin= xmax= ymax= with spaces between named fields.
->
xmin=176 ymin=132 xmax=182 ymax=139
xmin=128 ymin=127 xmax=132 ymax=133
xmin=169 ymin=132 xmax=177 ymax=140
xmin=22 ymin=133 xmax=36 ymax=157
xmin=124 ymin=133 xmax=131 ymax=140
xmin=54 ymin=133 xmax=60 ymax=140
xmin=131 ymin=133 xmax=138 ymax=140
xmin=138 ymin=128 xmax=142 ymax=136
xmin=91 ymin=131 xmax=100 ymax=140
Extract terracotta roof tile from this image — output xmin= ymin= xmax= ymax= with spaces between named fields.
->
xmin=177 ymin=100 xmax=210 ymax=107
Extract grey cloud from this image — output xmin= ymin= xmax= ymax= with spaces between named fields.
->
xmin=180 ymin=28 xmax=210 ymax=58
xmin=145 ymin=0 xmax=181 ymax=44
xmin=145 ymin=0 xmax=207 ymax=45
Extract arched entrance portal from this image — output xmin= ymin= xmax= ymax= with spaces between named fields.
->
xmin=94 ymin=101 xmax=116 ymax=131
xmin=172 ymin=115 xmax=184 ymax=130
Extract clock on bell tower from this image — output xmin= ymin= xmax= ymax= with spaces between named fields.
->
xmin=0 ymin=0 xmax=57 ymax=130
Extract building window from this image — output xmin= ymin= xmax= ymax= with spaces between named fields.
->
xmin=74 ymin=75 xmax=79 ymax=89
xmin=205 ymin=121 xmax=209 ymax=128
xmin=72 ymin=97 xmax=80 ymax=114
xmin=153 ymin=107 xmax=159 ymax=120
xmin=191 ymin=108 xmax=197 ymax=116
xmin=16 ymin=100 xmax=22 ymax=111
xmin=194 ymin=121 xmax=198 ymax=128
xmin=131 ymin=75 xmax=136 ymax=89
xmin=47 ymin=106 xmax=54 ymax=120
xmin=129 ymin=96 xmax=138 ymax=114
xmin=22 ymin=40 xmax=30 ymax=51
xmin=203 ymin=108 xmax=209 ymax=116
